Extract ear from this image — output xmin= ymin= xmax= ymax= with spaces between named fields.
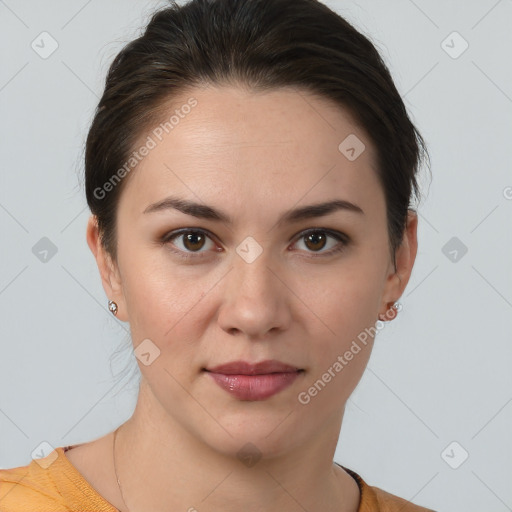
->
xmin=86 ymin=214 xmax=128 ymax=322
xmin=378 ymin=210 xmax=418 ymax=319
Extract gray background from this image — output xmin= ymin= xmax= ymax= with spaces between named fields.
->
xmin=1 ymin=1 xmax=511 ymax=511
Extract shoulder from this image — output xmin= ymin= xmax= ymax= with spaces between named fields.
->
xmin=0 ymin=452 xmax=68 ymax=512
xmin=0 ymin=445 xmax=117 ymax=512
xmin=338 ymin=464 xmax=437 ymax=512
xmin=371 ymin=485 xmax=437 ymax=512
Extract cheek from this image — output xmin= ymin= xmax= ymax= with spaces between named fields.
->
xmin=120 ymin=258 xmax=211 ymax=390
xmin=119 ymin=246 xmax=208 ymax=342
xmin=296 ymin=279 xmax=378 ymax=411
xmin=301 ymin=256 xmax=384 ymax=335
xmin=295 ymin=253 xmax=384 ymax=387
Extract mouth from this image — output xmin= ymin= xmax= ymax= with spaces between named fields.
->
xmin=203 ymin=359 xmax=304 ymax=375
xmin=202 ymin=360 xmax=305 ymax=401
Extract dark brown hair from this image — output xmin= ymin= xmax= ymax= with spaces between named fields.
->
xmin=85 ymin=0 xmax=430 ymax=268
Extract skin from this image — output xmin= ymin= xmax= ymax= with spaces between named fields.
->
xmin=83 ymin=84 xmax=418 ymax=512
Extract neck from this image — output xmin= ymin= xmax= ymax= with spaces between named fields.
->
xmin=113 ymin=378 xmax=359 ymax=512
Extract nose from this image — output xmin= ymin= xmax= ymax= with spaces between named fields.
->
xmin=217 ymin=246 xmax=292 ymax=340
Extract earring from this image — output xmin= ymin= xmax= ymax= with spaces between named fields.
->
xmin=108 ymin=299 xmax=118 ymax=316
xmin=378 ymin=301 xmax=401 ymax=321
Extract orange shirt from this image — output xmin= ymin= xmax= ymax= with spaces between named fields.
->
xmin=0 ymin=446 xmax=436 ymax=511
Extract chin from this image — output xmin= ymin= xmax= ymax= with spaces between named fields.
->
xmin=191 ymin=409 xmax=309 ymax=462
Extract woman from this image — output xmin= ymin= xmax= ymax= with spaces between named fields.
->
xmin=0 ymin=0 xmax=435 ymax=510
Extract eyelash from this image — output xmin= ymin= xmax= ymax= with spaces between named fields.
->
xmin=160 ymin=228 xmax=350 ymax=260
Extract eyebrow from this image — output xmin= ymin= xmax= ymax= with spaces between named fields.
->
xmin=143 ymin=195 xmax=364 ymax=225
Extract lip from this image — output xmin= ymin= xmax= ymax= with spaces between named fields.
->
xmin=203 ymin=360 xmax=304 ymax=401
xmin=205 ymin=359 xmax=301 ymax=375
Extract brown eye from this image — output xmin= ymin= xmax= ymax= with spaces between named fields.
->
xmin=163 ymin=229 xmax=216 ymax=256
xmin=292 ymin=229 xmax=348 ymax=257
xmin=303 ymin=231 xmax=328 ymax=252
xmin=182 ymin=231 xmax=206 ymax=251
xmin=161 ymin=227 xmax=349 ymax=260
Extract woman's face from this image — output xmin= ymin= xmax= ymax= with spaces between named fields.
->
xmin=88 ymin=84 xmax=417 ymax=457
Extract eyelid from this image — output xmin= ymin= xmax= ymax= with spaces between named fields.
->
xmin=161 ymin=227 xmax=349 ymax=258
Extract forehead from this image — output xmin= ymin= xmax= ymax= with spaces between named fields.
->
xmin=119 ymin=85 xmax=382 ymax=219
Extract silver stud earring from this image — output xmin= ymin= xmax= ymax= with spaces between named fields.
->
xmin=378 ymin=301 xmax=401 ymax=321
xmin=108 ymin=300 xmax=118 ymax=316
